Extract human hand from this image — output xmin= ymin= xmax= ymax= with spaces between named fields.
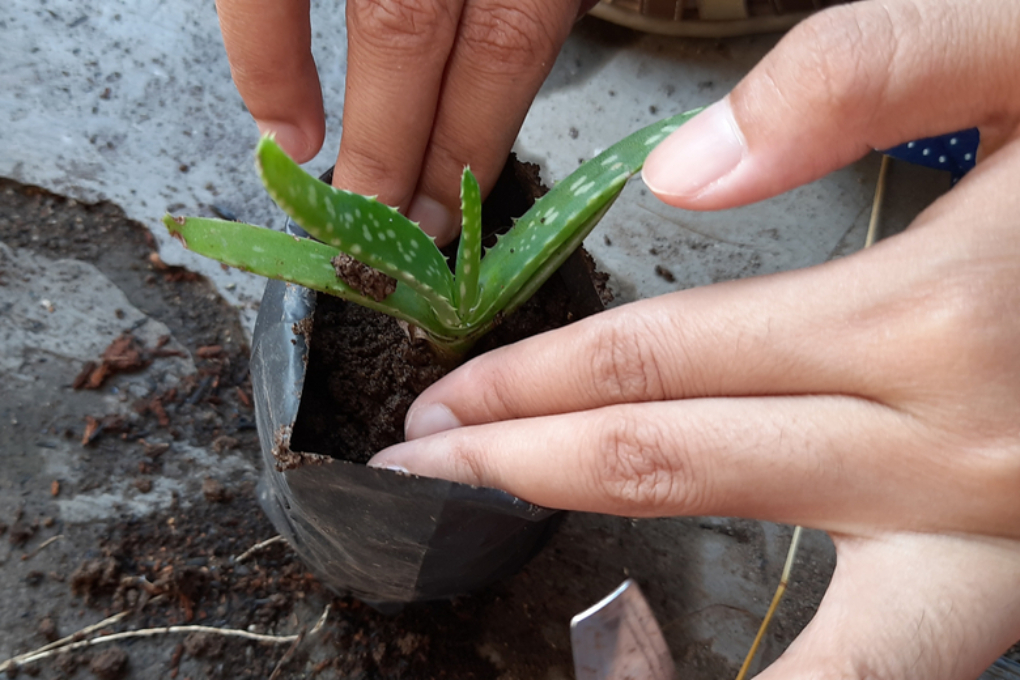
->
xmin=215 ymin=0 xmax=597 ymax=245
xmin=370 ymin=0 xmax=1020 ymax=677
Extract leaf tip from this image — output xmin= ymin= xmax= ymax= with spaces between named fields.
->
xmin=162 ymin=214 xmax=186 ymax=230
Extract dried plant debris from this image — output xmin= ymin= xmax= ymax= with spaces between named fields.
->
xmin=73 ymin=333 xmax=184 ymax=390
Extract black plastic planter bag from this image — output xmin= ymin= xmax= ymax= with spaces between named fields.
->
xmin=251 ymin=217 xmax=603 ymax=604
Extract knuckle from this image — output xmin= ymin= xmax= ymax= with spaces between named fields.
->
xmin=585 ymin=317 xmax=669 ymax=404
xmin=588 ymin=412 xmax=697 ymax=514
xmin=349 ymin=0 xmax=457 ymax=52
xmin=459 ymin=2 xmax=562 ymax=71
xmin=463 ymin=356 xmax=531 ymax=421
xmin=335 ymin=144 xmax=409 ymax=207
xmin=771 ymin=4 xmax=897 ymax=122
xmin=443 ymin=435 xmax=488 ymax=485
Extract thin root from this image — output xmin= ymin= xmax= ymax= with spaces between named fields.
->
xmin=21 ymin=534 xmax=64 ymax=561
xmin=0 ymin=605 xmax=330 ymax=674
xmin=234 ymin=534 xmax=287 ymax=563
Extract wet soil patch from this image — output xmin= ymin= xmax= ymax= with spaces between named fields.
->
xmin=289 ymin=262 xmax=589 ymax=463
xmin=0 ymin=178 xmax=258 ymax=491
xmin=290 ymin=155 xmax=603 ymax=463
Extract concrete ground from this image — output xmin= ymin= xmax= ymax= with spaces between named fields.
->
xmin=2 ymin=1 xmax=991 ymax=679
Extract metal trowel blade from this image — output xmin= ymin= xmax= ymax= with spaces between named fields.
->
xmin=571 ymin=579 xmax=676 ymax=680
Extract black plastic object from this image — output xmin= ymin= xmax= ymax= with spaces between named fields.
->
xmin=250 ymin=215 xmax=604 ymax=604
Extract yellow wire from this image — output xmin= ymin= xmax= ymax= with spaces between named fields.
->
xmin=866 ymin=155 xmax=891 ymax=248
xmin=735 ymin=153 xmax=890 ymax=680
xmin=734 ymin=526 xmax=802 ymax=680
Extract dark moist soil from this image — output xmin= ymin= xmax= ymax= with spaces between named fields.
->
xmin=290 ymin=155 xmax=609 ymax=463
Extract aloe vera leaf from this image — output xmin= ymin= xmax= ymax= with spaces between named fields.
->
xmin=162 ymin=215 xmax=448 ymax=337
xmin=470 ymin=109 xmax=702 ymax=325
xmin=255 ymin=137 xmax=460 ymax=329
xmin=455 ymin=167 xmax=482 ymax=317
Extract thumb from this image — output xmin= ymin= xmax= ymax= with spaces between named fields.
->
xmin=756 ymin=533 xmax=1020 ymax=680
xmin=643 ymin=0 xmax=1020 ymax=210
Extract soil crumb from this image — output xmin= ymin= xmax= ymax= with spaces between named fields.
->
xmin=90 ymin=646 xmax=129 ymax=680
xmin=332 ymin=252 xmax=398 ymax=302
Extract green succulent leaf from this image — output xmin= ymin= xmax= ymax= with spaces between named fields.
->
xmin=162 ymin=215 xmax=445 ymax=336
xmin=163 ymin=109 xmax=705 ymax=358
xmin=255 ymin=137 xmax=459 ymax=327
xmin=455 ymin=167 xmax=483 ymax=317
xmin=470 ymin=109 xmax=702 ymax=325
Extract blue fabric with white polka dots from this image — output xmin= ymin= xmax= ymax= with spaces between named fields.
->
xmin=882 ymin=128 xmax=979 ymax=183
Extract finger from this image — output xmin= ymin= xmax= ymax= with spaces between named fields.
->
xmin=642 ymin=0 xmax=1020 ymax=210
xmin=757 ymin=533 xmax=1020 ymax=680
xmin=407 ymin=0 xmax=581 ymax=243
xmin=401 ymin=141 xmax=1020 ymax=440
xmin=333 ymin=0 xmax=463 ymax=239
xmin=217 ymin=0 xmax=325 ymax=162
xmin=371 ymin=396 xmax=1020 ymax=537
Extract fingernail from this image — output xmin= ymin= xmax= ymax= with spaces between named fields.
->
xmin=642 ymin=98 xmax=746 ymax=199
xmin=405 ymin=403 xmax=461 ymax=440
xmin=366 ymin=461 xmax=410 ymax=475
xmin=256 ymin=120 xmax=314 ymax=163
xmin=407 ymin=194 xmax=455 ymax=244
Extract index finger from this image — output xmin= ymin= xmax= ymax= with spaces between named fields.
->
xmin=217 ymin=0 xmax=325 ymax=162
xmin=332 ymin=0 xmax=463 ymax=225
xmin=401 ymin=139 xmax=1020 ymax=442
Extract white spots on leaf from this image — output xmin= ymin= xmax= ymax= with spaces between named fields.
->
xmin=251 ymin=245 xmax=266 ymax=253
xmin=463 ymin=263 xmax=472 ymax=275
xmin=576 ymin=181 xmax=596 ymax=195
xmin=569 ymin=176 xmax=588 ymax=192
xmin=404 ymin=253 xmax=413 ymax=263
xmin=307 ymin=186 xmax=317 ymax=204
xmin=350 ymin=243 xmax=363 ymax=255
xmin=644 ymin=132 xmax=666 ymax=146
xmin=363 ymin=226 xmax=373 ymax=242
xmin=386 ymin=229 xmax=397 ymax=239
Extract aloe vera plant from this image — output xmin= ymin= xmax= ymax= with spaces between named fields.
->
xmin=164 ymin=109 xmax=700 ymax=357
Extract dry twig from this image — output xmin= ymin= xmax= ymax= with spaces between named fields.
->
xmin=0 ymin=606 xmax=330 ymax=674
xmin=234 ymin=534 xmax=286 ymax=563
xmin=21 ymin=534 xmax=64 ymax=561
xmin=0 ymin=611 xmax=129 ymax=674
